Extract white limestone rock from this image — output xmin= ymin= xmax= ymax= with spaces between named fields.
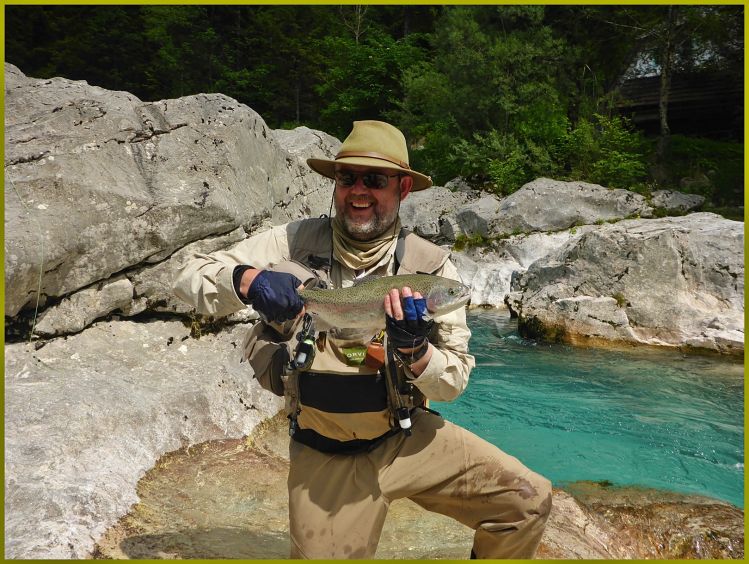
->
xmin=4 ymin=318 xmax=282 ymax=559
xmin=33 ymin=276 xmax=137 ymax=336
xmin=399 ymin=186 xmax=477 ymax=241
xmin=495 ymin=178 xmax=652 ymax=233
xmin=28 ymin=227 xmax=250 ymax=337
xmin=650 ymin=189 xmax=705 ymax=213
xmin=454 ymin=194 xmax=503 ymax=237
xmin=4 ymin=63 xmax=331 ymax=317
xmin=452 ymin=228 xmax=595 ymax=308
xmin=508 ymin=213 xmax=744 ymax=354
xmin=272 ymin=125 xmax=339 ymax=219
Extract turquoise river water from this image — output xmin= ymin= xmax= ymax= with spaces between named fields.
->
xmin=434 ymin=310 xmax=744 ymax=508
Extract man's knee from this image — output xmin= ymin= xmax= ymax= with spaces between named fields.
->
xmin=523 ymin=472 xmax=552 ymax=520
xmin=471 ymin=470 xmax=552 ymax=558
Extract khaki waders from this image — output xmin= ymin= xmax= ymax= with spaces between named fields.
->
xmin=287 ymin=409 xmax=552 ymax=559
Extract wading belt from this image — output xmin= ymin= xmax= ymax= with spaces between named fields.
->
xmin=291 ymin=425 xmax=401 ymax=455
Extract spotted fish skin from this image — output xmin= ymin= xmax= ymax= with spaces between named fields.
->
xmin=299 ymin=274 xmax=470 ymax=330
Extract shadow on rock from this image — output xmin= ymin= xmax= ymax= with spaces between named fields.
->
xmin=116 ymin=527 xmax=289 ymax=559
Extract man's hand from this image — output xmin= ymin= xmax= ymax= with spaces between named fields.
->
xmin=384 ymin=286 xmax=434 ymax=373
xmin=247 ymin=270 xmax=304 ymax=322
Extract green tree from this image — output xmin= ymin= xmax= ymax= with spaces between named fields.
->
xmin=562 ymin=6 xmax=744 ymax=158
xmin=315 ymin=29 xmax=427 ymax=138
xmin=563 ymin=114 xmax=647 ymax=189
xmin=211 ymin=6 xmax=338 ymax=127
xmin=6 ymin=6 xmax=153 ymax=98
xmin=394 ymin=6 xmax=571 ymax=189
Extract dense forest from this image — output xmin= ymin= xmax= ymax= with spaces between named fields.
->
xmin=6 ymin=5 xmax=744 ymax=212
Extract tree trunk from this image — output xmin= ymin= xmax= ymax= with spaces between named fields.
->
xmin=657 ymin=6 xmax=677 ymax=161
xmin=340 ymin=5 xmax=367 ymax=44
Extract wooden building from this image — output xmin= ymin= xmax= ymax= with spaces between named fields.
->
xmin=617 ymin=71 xmax=743 ymax=141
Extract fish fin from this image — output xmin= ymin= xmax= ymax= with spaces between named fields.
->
xmin=351 ymin=274 xmax=382 ymax=287
xmin=307 ymin=312 xmax=334 ymax=331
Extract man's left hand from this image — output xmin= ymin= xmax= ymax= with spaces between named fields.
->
xmin=384 ymin=286 xmax=433 ymax=366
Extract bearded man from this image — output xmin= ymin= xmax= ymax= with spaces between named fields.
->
xmin=173 ymin=120 xmax=551 ymax=559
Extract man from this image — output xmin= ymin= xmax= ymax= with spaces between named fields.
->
xmin=173 ymin=120 xmax=551 ymax=559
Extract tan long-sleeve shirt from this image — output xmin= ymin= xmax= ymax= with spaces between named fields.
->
xmin=173 ymin=219 xmax=475 ymax=402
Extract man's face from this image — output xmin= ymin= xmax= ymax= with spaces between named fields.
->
xmin=333 ymin=164 xmax=413 ymax=241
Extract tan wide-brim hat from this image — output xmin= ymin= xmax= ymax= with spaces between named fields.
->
xmin=307 ymin=120 xmax=433 ymax=191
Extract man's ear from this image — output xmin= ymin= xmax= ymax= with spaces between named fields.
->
xmin=399 ymin=174 xmax=413 ymax=200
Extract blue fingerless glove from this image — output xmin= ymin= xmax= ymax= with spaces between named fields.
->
xmin=247 ymin=270 xmax=304 ymax=322
xmin=386 ymin=296 xmax=433 ymax=362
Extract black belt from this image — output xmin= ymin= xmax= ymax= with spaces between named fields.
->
xmin=290 ymin=421 xmax=400 ymax=455
xmin=289 ymin=406 xmax=442 ymax=455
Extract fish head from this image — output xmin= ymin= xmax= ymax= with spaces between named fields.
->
xmin=425 ymin=278 xmax=471 ymax=315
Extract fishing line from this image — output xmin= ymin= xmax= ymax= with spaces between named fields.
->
xmin=327 ymin=180 xmax=334 ymax=273
xmin=6 ymin=171 xmax=45 ymax=342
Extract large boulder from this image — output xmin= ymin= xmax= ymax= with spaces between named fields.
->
xmin=4 ymin=63 xmax=335 ymax=319
xmin=650 ymin=189 xmax=705 ymax=214
xmin=453 ymin=228 xmax=594 ymax=307
xmin=399 ymin=185 xmax=478 ymax=241
xmin=32 ymin=227 xmax=253 ymax=337
xmin=272 ymin=125 xmax=341 ymax=219
xmin=33 ymin=275 xmax=144 ymax=336
xmin=454 ymin=194 xmax=503 ymax=238
xmin=455 ymin=178 xmax=653 ymax=238
xmin=4 ymin=318 xmax=282 ymax=559
xmin=506 ymin=213 xmax=744 ymax=354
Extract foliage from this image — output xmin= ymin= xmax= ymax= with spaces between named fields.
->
xmin=612 ymin=292 xmax=627 ymax=308
xmin=563 ymin=114 xmax=648 ymax=189
xmin=392 ymin=6 xmax=575 ymax=192
xmin=449 ymin=131 xmax=559 ymax=196
xmin=452 ymin=233 xmax=492 ymax=252
xmin=434 ymin=113 xmax=647 ymax=195
xmin=314 ymin=30 xmax=427 ymax=138
xmin=4 ymin=4 xmax=743 ymax=208
xmin=607 ymin=5 xmax=745 ymax=79
xmin=657 ymin=135 xmax=744 ymax=206
xmin=5 ymin=6 xmax=153 ymax=97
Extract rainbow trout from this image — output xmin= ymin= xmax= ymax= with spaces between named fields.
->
xmin=299 ymin=274 xmax=470 ymax=330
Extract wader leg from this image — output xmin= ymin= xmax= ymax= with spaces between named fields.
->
xmin=287 ymin=440 xmax=389 ymax=559
xmin=378 ymin=410 xmax=552 ymax=559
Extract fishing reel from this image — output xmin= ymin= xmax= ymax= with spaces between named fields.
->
xmin=289 ymin=313 xmax=316 ymax=371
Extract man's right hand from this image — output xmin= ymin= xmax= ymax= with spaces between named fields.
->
xmin=246 ymin=270 xmax=304 ymax=322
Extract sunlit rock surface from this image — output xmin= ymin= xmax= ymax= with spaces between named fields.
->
xmin=5 ymin=63 xmax=335 ymax=326
xmin=4 ymin=319 xmax=282 ymax=559
xmin=506 ymin=213 xmax=744 ymax=355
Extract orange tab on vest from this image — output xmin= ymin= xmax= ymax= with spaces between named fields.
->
xmin=364 ymin=341 xmax=385 ymax=369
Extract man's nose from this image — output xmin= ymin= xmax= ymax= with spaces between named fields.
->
xmin=350 ymin=175 xmax=370 ymax=192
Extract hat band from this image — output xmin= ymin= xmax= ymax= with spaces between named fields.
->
xmin=335 ymin=151 xmax=410 ymax=170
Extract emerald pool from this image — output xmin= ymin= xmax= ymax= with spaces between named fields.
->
xmin=434 ymin=310 xmax=745 ymax=508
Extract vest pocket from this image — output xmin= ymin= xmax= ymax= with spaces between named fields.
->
xmin=242 ymin=322 xmax=291 ymax=396
xmin=299 ymin=371 xmax=388 ymax=413
xmin=296 ymin=371 xmax=392 ymax=443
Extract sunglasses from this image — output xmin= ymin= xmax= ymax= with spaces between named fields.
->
xmin=334 ymin=170 xmax=402 ymax=189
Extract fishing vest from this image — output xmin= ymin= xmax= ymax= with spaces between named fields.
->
xmin=242 ymin=217 xmax=450 ymax=454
